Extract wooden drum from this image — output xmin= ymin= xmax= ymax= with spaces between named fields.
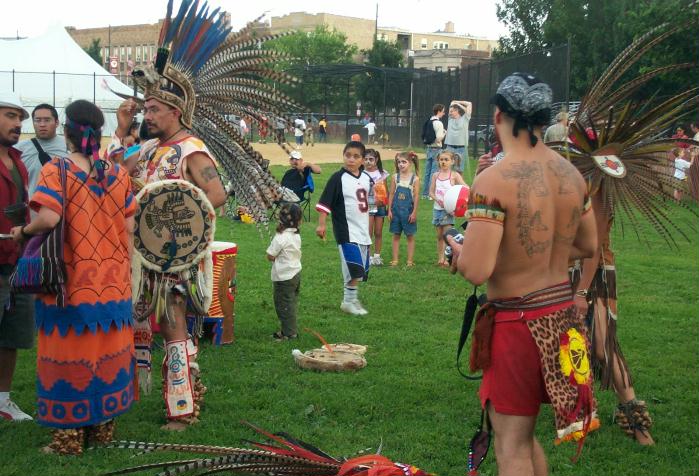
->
xmin=209 ymin=241 xmax=238 ymax=344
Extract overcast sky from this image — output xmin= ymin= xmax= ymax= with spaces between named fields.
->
xmin=2 ymin=0 xmax=508 ymax=40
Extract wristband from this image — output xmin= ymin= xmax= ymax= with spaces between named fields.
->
xmin=575 ymin=289 xmax=588 ymax=298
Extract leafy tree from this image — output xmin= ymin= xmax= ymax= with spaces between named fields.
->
xmin=265 ymin=26 xmax=358 ymax=113
xmin=83 ymin=38 xmax=102 ymax=65
xmin=495 ymin=0 xmax=698 ymax=98
xmin=495 ymin=0 xmax=552 ymax=55
xmin=354 ymin=40 xmax=409 ymax=116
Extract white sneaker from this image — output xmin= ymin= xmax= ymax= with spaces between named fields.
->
xmin=0 ymin=399 xmax=33 ymax=421
xmin=354 ymin=301 xmax=368 ymax=315
xmin=374 ymin=255 xmax=383 ymax=266
xmin=369 ymin=256 xmax=377 ymax=266
xmin=340 ymin=301 xmax=366 ymax=316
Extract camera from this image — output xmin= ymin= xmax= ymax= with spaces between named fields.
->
xmin=443 ymin=228 xmax=464 ymax=265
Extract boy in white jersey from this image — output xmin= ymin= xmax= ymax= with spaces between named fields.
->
xmin=316 ymin=141 xmax=372 ymax=315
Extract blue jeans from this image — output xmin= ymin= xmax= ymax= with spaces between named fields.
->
xmin=445 ymin=145 xmax=467 ymax=173
xmin=422 ymin=147 xmax=440 ymax=197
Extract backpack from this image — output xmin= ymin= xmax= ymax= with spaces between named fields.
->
xmin=421 ymin=118 xmax=438 ymax=145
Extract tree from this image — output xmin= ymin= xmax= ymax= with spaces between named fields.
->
xmin=83 ymin=38 xmax=102 ymax=65
xmin=354 ymin=40 xmax=408 ymax=116
xmin=265 ymin=26 xmax=358 ymax=113
xmin=495 ymin=0 xmax=552 ymax=55
xmin=495 ymin=0 xmax=698 ymax=98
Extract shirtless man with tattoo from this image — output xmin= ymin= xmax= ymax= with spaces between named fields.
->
xmin=448 ymin=73 xmax=598 ymax=476
xmin=113 ymin=97 xmax=226 ymax=430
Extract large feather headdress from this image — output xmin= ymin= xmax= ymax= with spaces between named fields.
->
xmin=548 ymin=23 xmax=698 ymax=246
xmin=132 ymin=0 xmax=302 ymax=223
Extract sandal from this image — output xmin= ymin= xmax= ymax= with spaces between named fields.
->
xmin=406 ymin=261 xmax=415 ymax=267
xmin=389 ymin=261 xmax=399 ymax=267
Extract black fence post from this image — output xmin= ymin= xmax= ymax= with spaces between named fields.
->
xmin=52 ymin=71 xmax=56 ymax=106
xmin=382 ymin=71 xmax=388 ymax=141
xmin=12 ymin=69 xmax=15 ymax=92
xmin=345 ymin=78 xmax=351 ymax=142
xmin=565 ymin=38 xmax=571 ymax=110
xmin=93 ymin=72 xmax=96 ymax=103
xmin=473 ymin=62 xmax=481 ymax=159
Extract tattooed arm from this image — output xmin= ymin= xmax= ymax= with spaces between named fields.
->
xmin=186 ymin=152 xmax=227 ymax=208
xmin=451 ymin=175 xmax=505 ymax=285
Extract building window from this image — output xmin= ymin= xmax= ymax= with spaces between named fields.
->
xmin=120 ymin=46 xmax=125 ymax=60
xmin=127 ymin=46 xmax=132 ymax=60
xmin=435 ymin=66 xmax=443 ymax=72
xmin=433 ymin=41 xmax=449 ymax=49
xmin=151 ymin=45 xmax=156 ymax=60
xmin=420 ymin=38 xmax=427 ymax=49
xmin=136 ymin=45 xmax=141 ymax=62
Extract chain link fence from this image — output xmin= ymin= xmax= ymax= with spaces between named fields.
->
xmin=3 ymin=43 xmax=570 ymax=145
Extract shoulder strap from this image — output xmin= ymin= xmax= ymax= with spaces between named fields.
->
xmin=457 ymin=286 xmax=486 ymax=381
xmin=31 ymin=138 xmax=52 ymax=165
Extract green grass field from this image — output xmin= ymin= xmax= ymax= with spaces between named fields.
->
xmin=1 ymin=159 xmax=697 ymax=476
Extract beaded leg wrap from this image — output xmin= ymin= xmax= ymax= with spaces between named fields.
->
xmin=614 ymin=399 xmax=652 ymax=438
xmin=45 ymin=428 xmax=85 ymax=455
xmin=86 ymin=420 xmax=115 ymax=445
xmin=162 ymin=339 xmax=204 ymax=425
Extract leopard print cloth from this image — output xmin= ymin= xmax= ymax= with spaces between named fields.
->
xmin=526 ymin=304 xmax=597 ymax=439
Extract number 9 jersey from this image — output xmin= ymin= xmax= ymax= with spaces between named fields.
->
xmin=316 ymin=168 xmax=372 ymax=245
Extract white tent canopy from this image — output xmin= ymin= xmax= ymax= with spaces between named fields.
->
xmin=0 ymin=26 xmax=134 ymax=135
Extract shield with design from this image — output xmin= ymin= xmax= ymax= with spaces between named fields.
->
xmin=591 ymin=143 xmax=627 ymax=178
xmin=134 ymin=179 xmax=216 ymax=273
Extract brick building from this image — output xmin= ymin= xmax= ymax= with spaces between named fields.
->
xmin=66 ymin=13 xmax=231 ymax=82
xmin=67 ymin=13 xmax=495 ymax=77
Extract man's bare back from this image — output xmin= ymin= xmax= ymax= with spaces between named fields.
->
xmin=460 ymin=146 xmax=594 ymax=299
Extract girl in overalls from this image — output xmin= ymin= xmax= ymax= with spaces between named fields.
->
xmin=388 ymin=151 xmax=420 ymax=266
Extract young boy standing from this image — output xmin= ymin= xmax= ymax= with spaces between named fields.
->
xmin=316 ymin=141 xmax=372 ymax=315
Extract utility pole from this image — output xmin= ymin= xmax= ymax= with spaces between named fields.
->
xmin=374 ymin=3 xmax=378 ymax=42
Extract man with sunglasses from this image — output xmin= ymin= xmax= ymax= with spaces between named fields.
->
xmin=16 ymin=104 xmax=67 ymax=198
xmin=448 ymin=73 xmax=598 ymax=475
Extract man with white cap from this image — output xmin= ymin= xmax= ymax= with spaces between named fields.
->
xmin=281 ymin=150 xmax=322 ymax=202
xmin=0 ymin=91 xmax=34 ymax=421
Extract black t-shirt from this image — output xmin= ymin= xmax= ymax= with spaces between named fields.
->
xmin=281 ymin=166 xmax=310 ymax=200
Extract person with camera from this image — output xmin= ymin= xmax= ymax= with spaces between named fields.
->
xmin=447 ymin=73 xmax=598 ymax=476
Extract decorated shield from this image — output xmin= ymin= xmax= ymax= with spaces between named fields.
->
xmin=591 ymin=143 xmax=626 ymax=178
xmin=134 ymin=179 xmax=216 ymax=273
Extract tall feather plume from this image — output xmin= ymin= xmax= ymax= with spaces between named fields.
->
xmin=140 ymin=1 xmax=307 ymax=226
xmin=551 ymin=22 xmax=699 ymax=247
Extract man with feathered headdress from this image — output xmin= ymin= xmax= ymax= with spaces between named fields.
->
xmin=549 ymin=24 xmax=699 ymax=446
xmin=108 ymin=0 xmax=299 ymax=430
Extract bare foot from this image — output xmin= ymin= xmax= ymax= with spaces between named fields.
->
xmin=634 ymin=429 xmax=655 ymax=446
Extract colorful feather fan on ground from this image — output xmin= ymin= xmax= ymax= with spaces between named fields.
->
xmin=104 ymin=423 xmax=433 ymax=476
xmin=547 ymin=23 xmax=698 ymax=246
